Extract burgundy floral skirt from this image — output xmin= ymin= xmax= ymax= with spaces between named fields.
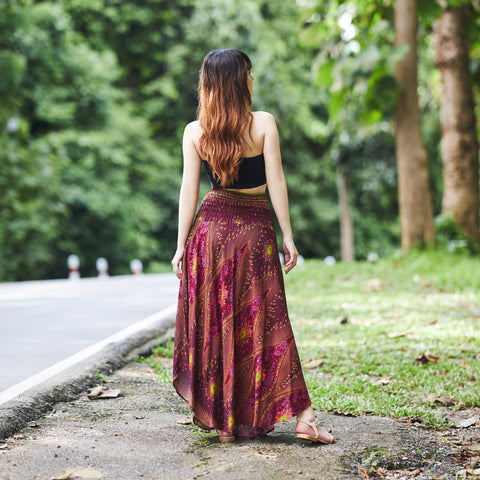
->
xmin=173 ymin=189 xmax=310 ymax=438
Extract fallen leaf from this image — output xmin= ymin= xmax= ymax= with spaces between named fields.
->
xmin=372 ymin=377 xmax=392 ymax=387
xmin=87 ymin=387 xmax=121 ymax=400
xmin=372 ymin=431 xmax=382 ymax=435
xmin=415 ymin=353 xmax=439 ymax=364
xmin=357 ymin=466 xmax=372 ymax=479
xmin=457 ymin=417 xmax=478 ymax=429
xmin=375 ymin=467 xmax=388 ymax=476
xmin=177 ymin=416 xmax=193 ymax=425
xmin=315 ymin=333 xmax=325 ymax=340
xmin=406 ymin=469 xmax=421 ymax=476
xmin=134 ymin=415 xmax=146 ymax=420
xmin=420 ymin=281 xmax=434 ymax=289
xmin=49 ymin=466 xmax=103 ymax=479
xmin=424 ymin=394 xmax=455 ymax=407
xmin=388 ymin=330 xmax=414 ymax=338
xmin=303 ymin=358 xmax=324 ymax=369
xmin=87 ymin=386 xmax=103 ymax=398
xmin=7 ymin=434 xmax=29 ymax=441
xmin=0 ymin=444 xmax=9 ymax=450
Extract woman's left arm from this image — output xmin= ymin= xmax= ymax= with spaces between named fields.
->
xmin=171 ymin=122 xmax=202 ymax=278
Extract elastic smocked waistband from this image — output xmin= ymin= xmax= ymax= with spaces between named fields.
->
xmin=199 ymin=188 xmax=271 ymax=220
xmin=207 ymin=188 xmax=267 ymax=202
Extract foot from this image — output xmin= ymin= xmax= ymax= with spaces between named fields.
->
xmin=216 ymin=429 xmax=235 ymax=442
xmin=295 ymin=418 xmax=335 ymax=444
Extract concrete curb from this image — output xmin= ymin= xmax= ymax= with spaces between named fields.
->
xmin=0 ymin=315 xmax=175 ymax=441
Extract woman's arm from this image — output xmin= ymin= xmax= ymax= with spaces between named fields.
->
xmin=262 ymin=112 xmax=299 ymax=274
xmin=171 ymin=122 xmax=202 ymax=278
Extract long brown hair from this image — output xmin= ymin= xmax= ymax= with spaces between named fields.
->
xmin=197 ymin=49 xmax=253 ymax=187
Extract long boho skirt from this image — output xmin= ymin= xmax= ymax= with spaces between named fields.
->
xmin=173 ymin=189 xmax=311 ymax=438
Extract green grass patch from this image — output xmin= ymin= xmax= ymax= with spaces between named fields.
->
xmin=286 ymin=250 xmax=480 ymax=428
xmin=138 ymin=338 xmax=175 ymax=383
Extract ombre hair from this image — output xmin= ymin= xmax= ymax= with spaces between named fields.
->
xmin=197 ymin=49 xmax=253 ymax=187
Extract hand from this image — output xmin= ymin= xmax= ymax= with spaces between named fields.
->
xmin=283 ymin=237 xmax=299 ymax=274
xmin=171 ymin=246 xmax=184 ymax=279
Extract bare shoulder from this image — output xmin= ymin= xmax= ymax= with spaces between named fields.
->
xmin=184 ymin=120 xmax=202 ymax=138
xmin=252 ymin=110 xmax=276 ymax=124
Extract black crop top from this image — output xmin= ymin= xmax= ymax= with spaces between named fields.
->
xmin=202 ymin=153 xmax=267 ymax=189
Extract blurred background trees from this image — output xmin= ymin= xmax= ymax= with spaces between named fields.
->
xmin=1 ymin=0 xmax=479 ymax=281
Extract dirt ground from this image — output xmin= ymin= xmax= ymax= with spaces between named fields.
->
xmin=1 ymin=361 xmax=477 ymax=480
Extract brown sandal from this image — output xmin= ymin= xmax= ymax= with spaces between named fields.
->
xmin=216 ymin=429 xmax=235 ymax=442
xmin=296 ymin=418 xmax=335 ymax=444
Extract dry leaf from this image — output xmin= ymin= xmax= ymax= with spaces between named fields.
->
xmin=372 ymin=377 xmax=392 ymax=387
xmin=177 ymin=416 xmax=193 ymax=425
xmin=315 ymin=333 xmax=325 ymax=339
xmin=424 ymin=394 xmax=455 ymax=407
xmin=303 ymin=358 xmax=324 ymax=369
xmin=376 ymin=467 xmax=388 ymax=476
xmin=87 ymin=387 xmax=121 ymax=400
xmin=457 ymin=417 xmax=478 ymax=428
xmin=388 ymin=330 xmax=414 ymax=338
xmin=357 ymin=466 xmax=372 ymax=479
xmin=49 ymin=466 xmax=103 ymax=479
xmin=0 ymin=444 xmax=9 ymax=450
xmin=134 ymin=415 xmax=146 ymax=420
xmin=415 ymin=353 xmax=439 ymax=364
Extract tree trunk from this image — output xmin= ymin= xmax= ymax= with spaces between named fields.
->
xmin=394 ymin=0 xmax=435 ymax=253
xmin=337 ymin=171 xmax=354 ymax=261
xmin=434 ymin=5 xmax=479 ymax=243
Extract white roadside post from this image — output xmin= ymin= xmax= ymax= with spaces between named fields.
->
xmin=96 ymin=257 xmax=109 ymax=278
xmin=130 ymin=259 xmax=143 ymax=276
xmin=67 ymin=254 xmax=80 ymax=280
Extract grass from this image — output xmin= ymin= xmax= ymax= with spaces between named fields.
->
xmin=286 ymin=250 xmax=480 ymax=428
xmin=145 ymin=249 xmax=480 ymax=429
xmin=139 ymin=338 xmax=174 ymax=383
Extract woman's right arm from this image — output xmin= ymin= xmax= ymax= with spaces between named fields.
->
xmin=171 ymin=122 xmax=202 ymax=279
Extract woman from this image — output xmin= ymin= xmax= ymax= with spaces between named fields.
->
xmin=171 ymin=49 xmax=334 ymax=444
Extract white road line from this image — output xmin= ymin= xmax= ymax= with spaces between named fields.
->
xmin=0 ymin=304 xmax=177 ymax=406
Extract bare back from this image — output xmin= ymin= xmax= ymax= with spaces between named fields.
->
xmin=191 ymin=111 xmax=274 ymax=193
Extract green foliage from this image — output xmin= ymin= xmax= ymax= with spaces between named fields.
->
xmin=435 ymin=213 xmax=479 ymax=254
xmin=3 ymin=0 xmax=476 ymax=280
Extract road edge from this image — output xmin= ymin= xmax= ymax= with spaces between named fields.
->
xmin=0 ymin=313 xmax=175 ymax=441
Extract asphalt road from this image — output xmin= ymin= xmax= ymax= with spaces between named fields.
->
xmin=0 ymin=273 xmax=179 ymax=393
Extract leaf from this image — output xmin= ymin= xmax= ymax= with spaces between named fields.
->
xmin=424 ymin=394 xmax=455 ymax=407
xmin=372 ymin=377 xmax=392 ymax=387
xmin=456 ymin=416 xmax=478 ymax=428
xmin=177 ymin=416 xmax=193 ymax=425
xmin=388 ymin=330 xmax=414 ymax=338
xmin=357 ymin=466 xmax=372 ymax=479
xmin=49 ymin=467 xmax=103 ymax=479
xmin=415 ymin=353 xmax=439 ymax=364
xmin=303 ymin=358 xmax=325 ymax=369
xmin=87 ymin=387 xmax=121 ymax=400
